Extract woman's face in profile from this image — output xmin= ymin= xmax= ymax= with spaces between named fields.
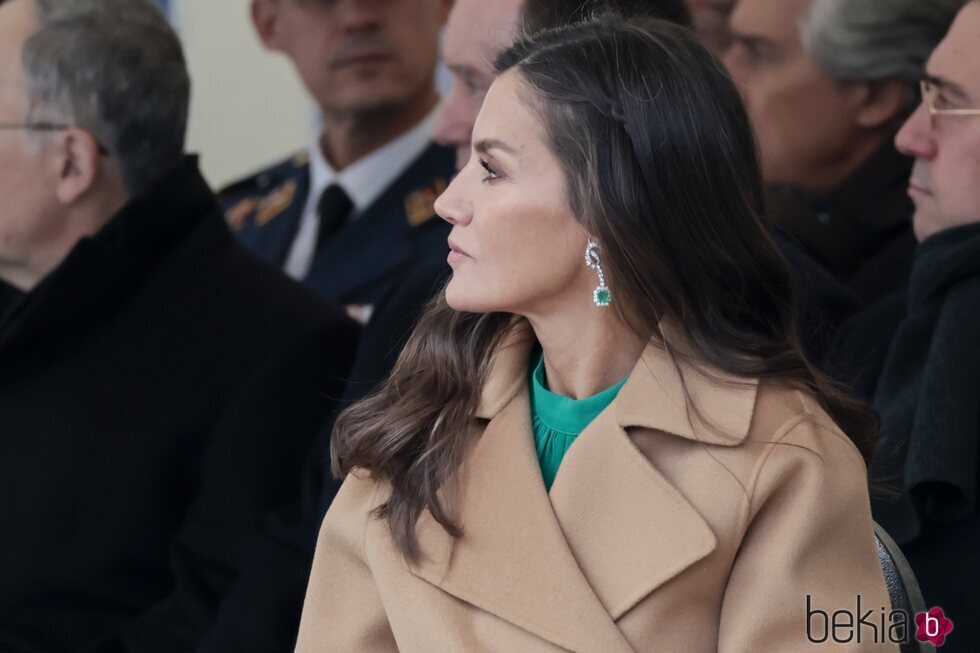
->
xmin=434 ymin=70 xmax=593 ymax=316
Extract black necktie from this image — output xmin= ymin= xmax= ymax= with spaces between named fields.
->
xmin=315 ymin=184 xmax=353 ymax=250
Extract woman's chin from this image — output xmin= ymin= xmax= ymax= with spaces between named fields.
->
xmin=445 ymin=281 xmax=500 ymax=314
xmin=445 ymin=292 xmax=482 ymax=313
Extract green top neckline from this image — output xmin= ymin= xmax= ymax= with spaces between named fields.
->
xmin=529 ymin=350 xmax=630 ymax=435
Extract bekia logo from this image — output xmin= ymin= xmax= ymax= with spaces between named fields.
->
xmin=806 ymin=595 xmax=907 ymax=644
xmin=806 ymin=596 xmax=955 ymax=647
xmin=915 ymin=607 xmax=954 ymax=647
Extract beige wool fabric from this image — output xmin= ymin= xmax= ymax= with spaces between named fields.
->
xmin=297 ymin=320 xmax=897 ymax=652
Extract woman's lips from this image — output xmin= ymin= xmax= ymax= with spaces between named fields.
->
xmin=448 ymin=240 xmax=472 ymax=265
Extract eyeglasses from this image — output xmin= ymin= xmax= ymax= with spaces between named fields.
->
xmin=0 ymin=121 xmax=110 ymax=155
xmin=920 ymin=80 xmax=980 ymax=118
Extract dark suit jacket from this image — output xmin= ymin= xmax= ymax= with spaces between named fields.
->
xmin=0 ymin=279 xmax=21 ymax=324
xmin=769 ymin=144 xmax=917 ymax=305
xmin=0 ymin=157 xmax=359 ymax=652
xmin=219 ymin=143 xmax=455 ymax=308
xmin=198 ymin=259 xmax=451 ymax=653
xmin=772 ymin=232 xmax=860 ymax=367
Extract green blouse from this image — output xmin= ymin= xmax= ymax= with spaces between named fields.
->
xmin=529 ymin=351 xmax=629 ymax=491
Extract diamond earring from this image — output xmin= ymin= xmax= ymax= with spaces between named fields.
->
xmin=585 ymin=239 xmax=611 ymax=307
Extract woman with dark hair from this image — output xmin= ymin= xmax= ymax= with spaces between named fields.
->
xmin=296 ymin=16 xmax=893 ymax=652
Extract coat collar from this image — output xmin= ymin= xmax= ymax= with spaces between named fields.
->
xmin=403 ymin=318 xmax=758 ymax=652
xmin=475 ymin=318 xmax=758 ymax=446
xmin=0 ymin=157 xmax=221 ymax=356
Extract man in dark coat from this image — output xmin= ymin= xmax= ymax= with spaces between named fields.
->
xmin=218 ymin=0 xmax=456 ymax=323
xmin=199 ymin=258 xmax=450 ymax=653
xmin=0 ymin=1 xmax=358 ymax=650
xmin=833 ymin=4 xmax=980 ymax=649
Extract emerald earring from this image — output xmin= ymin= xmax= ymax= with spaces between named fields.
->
xmin=585 ymin=239 xmax=611 ymax=307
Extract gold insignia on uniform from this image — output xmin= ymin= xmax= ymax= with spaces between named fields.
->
xmin=226 ymin=197 xmax=259 ymax=231
xmin=256 ymin=179 xmax=298 ymax=227
xmin=404 ymin=178 xmax=448 ymax=227
xmin=291 ymin=150 xmax=310 ymax=167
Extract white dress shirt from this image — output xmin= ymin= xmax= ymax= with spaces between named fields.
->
xmin=283 ymin=109 xmax=437 ymax=281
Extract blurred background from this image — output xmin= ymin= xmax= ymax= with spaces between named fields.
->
xmin=162 ymin=0 xmax=311 ymax=188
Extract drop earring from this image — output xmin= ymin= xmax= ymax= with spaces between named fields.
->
xmin=585 ymin=239 xmax=611 ymax=307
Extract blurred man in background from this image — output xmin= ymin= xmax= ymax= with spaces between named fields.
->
xmin=684 ymin=0 xmax=735 ymax=52
xmin=0 ymin=0 xmax=357 ymax=649
xmin=726 ymin=0 xmax=964 ymax=303
xmin=220 ymin=0 xmax=455 ymax=327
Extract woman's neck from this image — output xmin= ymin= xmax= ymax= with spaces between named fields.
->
xmin=526 ymin=308 xmax=647 ymax=400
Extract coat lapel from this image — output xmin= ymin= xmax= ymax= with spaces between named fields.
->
xmin=407 ymin=324 xmax=634 ymax=653
xmin=303 ymin=143 xmax=453 ymax=304
xmin=551 ymin=337 xmax=758 ymax=620
xmin=234 ymin=168 xmax=308 ymax=267
xmin=549 ymin=410 xmax=718 ymax=622
xmin=405 ymin=320 xmax=759 ymax=649
xmin=304 ymin=202 xmax=416 ymax=304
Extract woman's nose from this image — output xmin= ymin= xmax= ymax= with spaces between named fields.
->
xmin=433 ymin=173 xmax=473 ymax=226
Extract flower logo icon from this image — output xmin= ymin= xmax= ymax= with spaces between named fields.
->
xmin=915 ymin=607 xmax=954 ymax=647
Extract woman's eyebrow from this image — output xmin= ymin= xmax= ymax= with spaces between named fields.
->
xmin=474 ymin=138 xmax=516 ymax=156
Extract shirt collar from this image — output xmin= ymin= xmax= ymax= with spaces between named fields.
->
xmin=307 ymin=107 xmax=437 ymax=215
xmin=530 ymin=348 xmax=629 ymax=434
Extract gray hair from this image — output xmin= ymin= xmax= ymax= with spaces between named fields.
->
xmin=22 ymin=0 xmax=190 ymax=194
xmin=800 ymin=0 xmax=968 ymax=83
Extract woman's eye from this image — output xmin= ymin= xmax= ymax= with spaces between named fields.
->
xmin=480 ymin=160 xmax=500 ymax=182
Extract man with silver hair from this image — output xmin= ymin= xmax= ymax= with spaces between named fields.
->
xmin=725 ymin=0 xmax=965 ymax=303
xmin=0 ymin=0 xmax=358 ymax=648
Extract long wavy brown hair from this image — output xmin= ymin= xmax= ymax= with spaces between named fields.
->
xmin=332 ymin=15 xmax=880 ymax=563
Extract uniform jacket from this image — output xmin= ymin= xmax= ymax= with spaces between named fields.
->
xmin=0 ymin=157 xmax=359 ymax=652
xmin=296 ymin=320 xmax=896 ymax=652
xmin=219 ymin=143 xmax=455 ymax=310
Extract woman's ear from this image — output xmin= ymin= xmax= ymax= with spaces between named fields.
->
xmin=52 ymin=128 xmax=101 ymax=205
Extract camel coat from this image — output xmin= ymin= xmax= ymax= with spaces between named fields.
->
xmin=296 ymin=322 xmax=897 ymax=652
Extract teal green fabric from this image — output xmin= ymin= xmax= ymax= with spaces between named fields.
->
xmin=529 ymin=350 xmax=629 ymax=491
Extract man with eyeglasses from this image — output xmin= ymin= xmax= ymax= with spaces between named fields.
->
xmin=833 ymin=3 xmax=980 ymax=649
xmin=0 ymin=0 xmax=359 ymax=649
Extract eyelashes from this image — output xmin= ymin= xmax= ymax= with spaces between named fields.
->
xmin=480 ymin=159 xmax=500 ymax=183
